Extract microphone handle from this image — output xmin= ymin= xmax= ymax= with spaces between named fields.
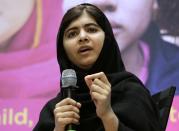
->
xmin=63 ymin=86 xmax=77 ymax=131
xmin=62 ymin=86 xmax=77 ymax=98
xmin=66 ymin=124 xmax=77 ymax=131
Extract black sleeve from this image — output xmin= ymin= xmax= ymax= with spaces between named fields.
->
xmin=33 ymin=97 xmax=60 ymax=131
xmin=111 ymin=74 xmax=162 ymax=131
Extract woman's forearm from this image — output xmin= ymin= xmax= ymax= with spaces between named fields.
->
xmin=101 ymin=110 xmax=119 ymax=131
xmin=54 ymin=127 xmax=65 ymax=131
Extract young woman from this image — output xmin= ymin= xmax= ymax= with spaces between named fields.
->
xmin=33 ymin=3 xmax=161 ymax=131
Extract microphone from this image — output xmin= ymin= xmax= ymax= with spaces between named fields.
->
xmin=61 ymin=69 xmax=78 ymax=131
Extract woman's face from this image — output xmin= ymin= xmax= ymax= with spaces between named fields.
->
xmin=63 ymin=12 xmax=105 ymax=69
xmin=0 ymin=0 xmax=35 ymax=46
xmin=63 ymin=0 xmax=157 ymax=52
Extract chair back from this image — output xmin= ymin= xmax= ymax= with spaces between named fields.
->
xmin=152 ymin=86 xmax=176 ymax=131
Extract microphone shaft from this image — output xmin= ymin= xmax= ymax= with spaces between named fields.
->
xmin=62 ymin=86 xmax=77 ymax=131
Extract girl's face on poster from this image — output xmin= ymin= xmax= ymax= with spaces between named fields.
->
xmin=0 ymin=0 xmax=35 ymax=46
xmin=63 ymin=12 xmax=105 ymax=69
xmin=63 ymin=0 xmax=158 ymax=52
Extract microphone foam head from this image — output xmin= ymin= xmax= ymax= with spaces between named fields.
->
xmin=62 ymin=69 xmax=77 ymax=88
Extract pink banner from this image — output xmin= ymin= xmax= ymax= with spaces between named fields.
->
xmin=0 ymin=99 xmax=48 ymax=131
xmin=166 ymin=96 xmax=179 ymax=131
xmin=0 ymin=96 xmax=179 ymax=131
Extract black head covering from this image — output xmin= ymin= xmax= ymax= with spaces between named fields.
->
xmin=56 ymin=4 xmax=126 ymax=129
xmin=56 ymin=3 xmax=125 ymax=88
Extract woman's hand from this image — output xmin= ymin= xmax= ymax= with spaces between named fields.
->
xmin=85 ymin=72 xmax=119 ymax=131
xmin=53 ymin=98 xmax=81 ymax=131
xmin=84 ymin=72 xmax=112 ymax=119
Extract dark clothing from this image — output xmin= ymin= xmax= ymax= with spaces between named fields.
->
xmin=143 ymin=23 xmax=179 ymax=95
xmin=34 ymin=4 xmax=161 ymax=131
xmin=33 ymin=72 xmax=161 ymax=131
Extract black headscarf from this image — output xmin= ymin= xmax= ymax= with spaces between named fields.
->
xmin=56 ymin=3 xmax=126 ymax=129
xmin=56 ymin=3 xmax=125 ymax=85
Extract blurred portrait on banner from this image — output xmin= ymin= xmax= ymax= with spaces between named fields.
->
xmin=156 ymin=0 xmax=179 ymax=46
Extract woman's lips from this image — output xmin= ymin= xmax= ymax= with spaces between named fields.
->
xmin=78 ymin=46 xmax=93 ymax=54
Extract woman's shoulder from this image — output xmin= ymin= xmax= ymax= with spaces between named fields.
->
xmin=41 ymin=94 xmax=62 ymax=112
xmin=108 ymin=71 xmax=151 ymax=96
xmin=108 ymin=71 xmax=145 ymax=87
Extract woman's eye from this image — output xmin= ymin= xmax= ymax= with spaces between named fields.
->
xmin=87 ymin=28 xmax=98 ymax=33
xmin=66 ymin=31 xmax=78 ymax=38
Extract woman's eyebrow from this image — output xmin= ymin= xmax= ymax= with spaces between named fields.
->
xmin=65 ymin=22 xmax=100 ymax=34
xmin=84 ymin=23 xmax=100 ymax=27
xmin=65 ymin=27 xmax=78 ymax=34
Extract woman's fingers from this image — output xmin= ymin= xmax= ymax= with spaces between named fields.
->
xmin=54 ymin=104 xmax=80 ymax=114
xmin=56 ymin=98 xmax=81 ymax=107
xmin=93 ymin=78 xmax=111 ymax=91
xmin=55 ymin=111 xmax=80 ymax=125
xmin=56 ymin=117 xmax=79 ymax=125
xmin=84 ymin=72 xmax=111 ymax=98
xmin=55 ymin=98 xmax=81 ymax=114
xmin=56 ymin=111 xmax=80 ymax=119
xmin=85 ymin=72 xmax=109 ymax=84
xmin=90 ymin=83 xmax=108 ymax=95
xmin=85 ymin=72 xmax=111 ymax=88
xmin=54 ymin=98 xmax=81 ymax=127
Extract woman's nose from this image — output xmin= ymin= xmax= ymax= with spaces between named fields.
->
xmin=79 ymin=30 xmax=89 ymax=43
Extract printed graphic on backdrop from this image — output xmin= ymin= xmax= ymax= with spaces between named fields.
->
xmin=0 ymin=0 xmax=179 ymax=131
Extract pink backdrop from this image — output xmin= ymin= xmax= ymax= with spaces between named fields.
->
xmin=0 ymin=0 xmax=178 ymax=131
